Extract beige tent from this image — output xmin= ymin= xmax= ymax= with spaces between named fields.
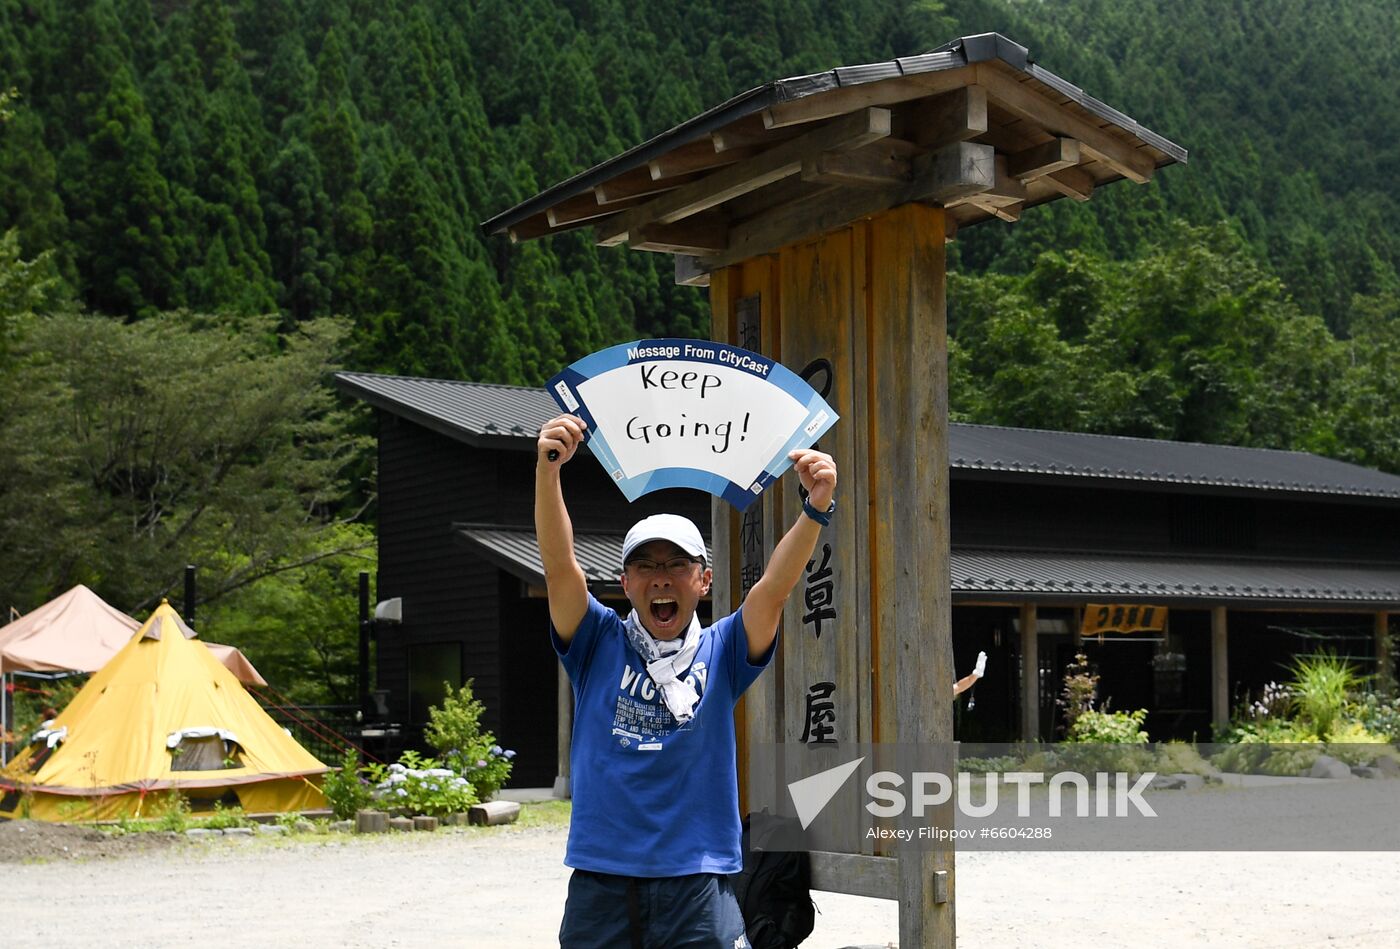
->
xmin=0 ymin=584 xmax=268 ymax=684
xmin=1 ymin=601 xmax=327 ymax=821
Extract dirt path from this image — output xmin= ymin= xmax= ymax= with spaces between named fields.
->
xmin=2 ymin=820 xmax=1398 ymax=947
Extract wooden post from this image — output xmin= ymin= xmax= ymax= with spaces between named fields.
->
xmin=554 ymin=662 xmax=572 ymax=798
xmin=1377 ymin=612 xmax=1394 ymax=694
xmin=870 ymin=203 xmax=955 ymax=949
xmin=1020 ymin=603 xmax=1039 ymax=741
xmin=713 ymin=204 xmax=954 ymax=947
xmin=1211 ymin=606 xmax=1229 ymax=733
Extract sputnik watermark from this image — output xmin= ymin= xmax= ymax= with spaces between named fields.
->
xmin=751 ymin=742 xmax=1400 ymax=852
xmin=864 ymin=770 xmax=1158 ymax=819
xmin=786 ymin=757 xmax=1157 ymax=829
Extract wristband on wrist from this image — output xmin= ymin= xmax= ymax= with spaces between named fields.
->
xmin=802 ymin=496 xmax=835 ymax=526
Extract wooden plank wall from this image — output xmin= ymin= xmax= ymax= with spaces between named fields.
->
xmin=377 ymin=413 xmax=501 ymax=724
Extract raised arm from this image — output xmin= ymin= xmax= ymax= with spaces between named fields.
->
xmin=535 ymin=414 xmax=590 ymax=642
xmin=739 ymin=449 xmax=837 ymax=662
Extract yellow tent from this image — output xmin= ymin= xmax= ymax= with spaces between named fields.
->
xmin=0 ymin=601 xmax=328 ymax=821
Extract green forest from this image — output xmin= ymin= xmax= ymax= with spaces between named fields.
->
xmin=2 ymin=0 xmax=1398 ymax=702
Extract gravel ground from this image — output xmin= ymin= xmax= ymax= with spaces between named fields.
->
xmin=2 ymin=799 xmax=1398 ymax=948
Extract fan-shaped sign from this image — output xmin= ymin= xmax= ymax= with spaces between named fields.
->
xmin=547 ymin=339 xmax=838 ymax=511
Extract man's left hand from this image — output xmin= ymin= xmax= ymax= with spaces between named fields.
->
xmin=788 ymin=448 xmax=837 ymax=511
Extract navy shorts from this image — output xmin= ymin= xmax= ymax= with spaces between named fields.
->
xmin=559 ymin=869 xmax=750 ymax=949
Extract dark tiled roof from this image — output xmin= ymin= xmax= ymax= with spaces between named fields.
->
xmin=336 ymin=372 xmax=558 ymax=448
xmin=454 ymin=524 xmax=712 ymax=591
xmin=948 ymin=424 xmax=1400 ymax=500
xmin=953 ymin=549 xmax=1400 ymax=607
xmin=455 ymin=525 xmax=1400 ymax=607
xmin=336 ymin=371 xmax=1400 ymax=502
xmin=483 ymin=32 xmax=1186 ymax=235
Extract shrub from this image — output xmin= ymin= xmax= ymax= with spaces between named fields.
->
xmin=957 ymin=755 xmax=1023 ymax=774
xmin=1289 ymin=651 xmax=1363 ymax=740
xmin=1239 ymin=681 xmax=1292 ymax=724
xmin=1153 ymin=741 xmax=1216 ymax=777
xmin=321 ymin=749 xmax=376 ymax=821
xmin=1059 ymin=709 xmax=1152 ymax=773
xmin=1352 ymin=691 xmax=1400 ymax=741
xmin=1068 ymin=709 xmax=1150 ymax=744
xmin=424 ymin=680 xmax=515 ymax=800
xmin=153 ymin=792 xmax=192 ymax=833
xmin=1324 ymin=722 xmax=1397 ymax=767
xmin=369 ymin=751 xmax=478 ymax=817
xmin=201 ymin=803 xmax=249 ymax=830
xmin=1057 ymin=653 xmax=1098 ymax=735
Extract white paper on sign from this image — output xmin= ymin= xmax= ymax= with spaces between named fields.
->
xmin=545 ymin=339 xmax=839 ymax=511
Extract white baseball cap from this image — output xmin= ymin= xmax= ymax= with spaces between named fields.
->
xmin=622 ymin=514 xmax=707 ymax=566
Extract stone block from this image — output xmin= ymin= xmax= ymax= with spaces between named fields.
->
xmin=1309 ymin=755 xmax=1354 ymax=779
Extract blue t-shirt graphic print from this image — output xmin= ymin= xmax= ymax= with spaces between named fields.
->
xmin=551 ymin=594 xmax=775 ymax=877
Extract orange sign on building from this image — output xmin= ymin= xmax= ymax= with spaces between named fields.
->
xmin=1082 ymin=603 xmax=1168 ymax=636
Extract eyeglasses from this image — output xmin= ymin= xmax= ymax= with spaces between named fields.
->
xmin=626 ymin=556 xmax=702 ymax=577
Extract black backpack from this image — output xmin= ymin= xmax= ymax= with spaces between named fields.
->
xmin=733 ymin=813 xmax=816 ymax=949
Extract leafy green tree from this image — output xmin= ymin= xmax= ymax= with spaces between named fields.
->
xmin=0 ymin=306 xmax=368 ymax=614
xmin=201 ymin=522 xmax=375 ymax=704
xmin=60 ymin=64 xmax=181 ymax=316
xmin=1332 ymin=292 xmax=1400 ymax=474
xmin=0 ymin=101 xmax=69 ymax=269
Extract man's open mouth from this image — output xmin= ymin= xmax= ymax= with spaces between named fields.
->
xmin=650 ymin=597 xmax=678 ymax=624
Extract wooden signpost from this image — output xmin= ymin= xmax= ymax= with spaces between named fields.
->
xmin=488 ymin=32 xmax=1185 ymax=947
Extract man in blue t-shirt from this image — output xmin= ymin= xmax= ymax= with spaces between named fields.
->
xmin=536 ymin=412 xmax=838 ymax=949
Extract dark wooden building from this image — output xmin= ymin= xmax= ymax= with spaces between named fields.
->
xmin=338 ymin=371 xmax=1400 ymax=788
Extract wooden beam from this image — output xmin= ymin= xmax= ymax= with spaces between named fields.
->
xmin=947 ymin=156 xmax=1026 ymax=222
xmin=914 ymin=140 xmax=998 ymax=205
xmin=800 ymin=145 xmax=911 ymax=187
xmin=674 ymin=255 xmax=710 ymax=287
xmin=711 ymin=113 xmax=802 ymax=153
xmin=897 ymin=85 xmax=988 ymax=148
xmin=647 ymin=139 xmax=755 ymax=180
xmin=762 ymin=65 xmax=975 ymax=130
xmin=1211 ymin=606 xmax=1229 ymax=733
xmin=506 ymin=214 xmax=556 ymax=243
xmin=1007 ymin=137 xmax=1081 ymax=180
xmin=973 ymin=64 xmax=1156 ymax=184
xmin=961 ymin=198 xmax=1022 ymax=223
xmin=594 ymin=167 xmax=701 ymax=203
xmin=1020 ymin=603 xmax=1039 ymax=740
xmin=597 ymin=107 xmax=893 ymax=246
xmin=698 ymin=141 xmax=993 ymax=270
xmin=629 ymin=218 xmax=728 ymax=255
xmin=546 ymin=192 xmax=642 ymax=228
xmin=1041 ymin=166 xmax=1095 ymax=201
xmin=810 ymin=851 xmax=897 ymax=899
xmin=727 ymin=176 xmax=839 ymax=224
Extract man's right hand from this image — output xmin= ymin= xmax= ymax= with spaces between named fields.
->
xmin=538 ymin=414 xmax=587 ymax=468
